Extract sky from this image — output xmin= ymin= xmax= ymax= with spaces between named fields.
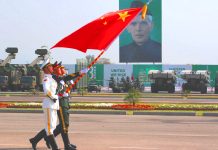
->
xmin=0 ymin=0 xmax=218 ymax=65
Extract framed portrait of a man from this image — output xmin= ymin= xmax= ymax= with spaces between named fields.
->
xmin=119 ymin=0 xmax=162 ymax=63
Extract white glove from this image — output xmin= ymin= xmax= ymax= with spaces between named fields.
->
xmin=60 ymin=80 xmax=65 ymax=85
xmin=70 ymin=80 xmax=74 ymax=85
xmin=80 ymin=68 xmax=89 ymax=74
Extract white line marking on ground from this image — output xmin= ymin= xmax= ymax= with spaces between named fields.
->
xmin=109 ymin=146 xmax=159 ymax=149
xmin=0 ymin=144 xmax=28 ymax=146
xmin=0 ymin=144 xmax=53 ymax=150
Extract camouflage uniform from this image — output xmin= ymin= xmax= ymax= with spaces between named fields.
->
xmin=52 ymin=72 xmax=80 ymax=150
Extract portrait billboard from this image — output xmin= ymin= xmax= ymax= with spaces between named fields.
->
xmin=119 ymin=0 xmax=162 ymax=63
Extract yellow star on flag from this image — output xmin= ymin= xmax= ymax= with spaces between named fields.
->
xmin=103 ymin=21 xmax=107 ymax=25
xmin=118 ymin=11 xmax=131 ymax=22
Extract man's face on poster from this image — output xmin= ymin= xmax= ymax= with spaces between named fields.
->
xmin=127 ymin=15 xmax=153 ymax=46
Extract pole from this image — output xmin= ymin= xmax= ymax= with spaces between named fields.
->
xmin=69 ymin=50 xmax=105 ymax=90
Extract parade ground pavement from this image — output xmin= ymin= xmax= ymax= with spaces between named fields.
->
xmin=0 ymin=113 xmax=218 ymax=150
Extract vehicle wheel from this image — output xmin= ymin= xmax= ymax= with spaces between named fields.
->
xmin=182 ymin=83 xmax=187 ymax=92
xmin=215 ymin=87 xmax=218 ymax=94
xmin=201 ymin=85 xmax=207 ymax=94
xmin=168 ymin=84 xmax=175 ymax=93
xmin=35 ymin=86 xmax=40 ymax=91
xmin=172 ymin=85 xmax=175 ymax=93
xmin=3 ymin=87 xmax=8 ymax=91
xmin=151 ymin=83 xmax=158 ymax=93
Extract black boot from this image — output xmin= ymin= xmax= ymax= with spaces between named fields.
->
xmin=44 ymin=124 xmax=62 ymax=149
xmin=44 ymin=136 xmax=51 ymax=149
xmin=65 ymin=144 xmax=77 ymax=150
xmin=29 ymin=129 xmax=47 ymax=150
xmin=54 ymin=124 xmax=62 ymax=137
xmin=47 ymin=134 xmax=60 ymax=150
xmin=62 ymin=132 xmax=77 ymax=150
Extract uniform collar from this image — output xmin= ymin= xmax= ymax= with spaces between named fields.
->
xmin=133 ymin=39 xmax=152 ymax=47
xmin=44 ymin=74 xmax=52 ymax=77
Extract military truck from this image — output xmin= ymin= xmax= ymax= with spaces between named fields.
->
xmin=181 ymin=70 xmax=209 ymax=94
xmin=148 ymin=70 xmax=177 ymax=93
xmin=20 ymin=49 xmax=48 ymax=91
xmin=0 ymin=76 xmax=8 ymax=91
xmin=87 ymin=80 xmax=101 ymax=93
xmin=0 ymin=47 xmax=19 ymax=91
xmin=215 ymin=72 xmax=218 ymax=94
xmin=109 ymin=77 xmax=121 ymax=93
xmin=108 ymin=76 xmax=128 ymax=93
xmin=11 ymin=65 xmax=26 ymax=91
xmin=20 ymin=76 xmax=37 ymax=91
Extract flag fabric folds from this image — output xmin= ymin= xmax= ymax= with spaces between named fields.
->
xmin=51 ymin=7 xmax=146 ymax=53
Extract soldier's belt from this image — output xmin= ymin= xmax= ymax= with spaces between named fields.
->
xmin=59 ymin=96 xmax=70 ymax=100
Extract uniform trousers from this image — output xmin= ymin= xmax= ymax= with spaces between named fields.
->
xmin=43 ymin=108 xmax=58 ymax=135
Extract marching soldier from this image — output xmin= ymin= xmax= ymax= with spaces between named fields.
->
xmin=29 ymin=59 xmax=60 ymax=150
xmin=45 ymin=62 xmax=88 ymax=150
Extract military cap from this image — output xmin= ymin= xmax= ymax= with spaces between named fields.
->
xmin=40 ymin=58 xmax=50 ymax=69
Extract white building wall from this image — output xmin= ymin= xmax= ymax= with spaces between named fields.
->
xmin=104 ymin=64 xmax=133 ymax=86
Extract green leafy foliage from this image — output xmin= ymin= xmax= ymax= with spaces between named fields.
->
xmin=124 ymin=88 xmax=141 ymax=106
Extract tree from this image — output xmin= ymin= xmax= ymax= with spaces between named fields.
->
xmin=109 ymin=77 xmax=116 ymax=88
xmin=124 ymin=88 xmax=141 ymax=106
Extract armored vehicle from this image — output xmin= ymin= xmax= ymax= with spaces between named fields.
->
xmin=20 ymin=49 xmax=48 ymax=91
xmin=87 ymin=80 xmax=101 ymax=93
xmin=181 ymin=70 xmax=209 ymax=94
xmin=20 ymin=76 xmax=37 ymax=91
xmin=148 ymin=70 xmax=177 ymax=93
xmin=0 ymin=76 xmax=8 ymax=91
xmin=0 ymin=47 xmax=19 ymax=91
xmin=215 ymin=72 xmax=218 ymax=94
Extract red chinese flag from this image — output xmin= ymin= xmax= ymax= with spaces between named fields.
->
xmin=51 ymin=7 xmax=146 ymax=53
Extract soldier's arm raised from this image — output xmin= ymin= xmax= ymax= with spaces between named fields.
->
xmin=63 ymin=72 xmax=80 ymax=82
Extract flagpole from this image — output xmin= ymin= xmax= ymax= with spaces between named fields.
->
xmin=67 ymin=50 xmax=105 ymax=91
xmin=87 ymin=50 xmax=105 ymax=69
xmin=146 ymin=0 xmax=153 ymax=5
